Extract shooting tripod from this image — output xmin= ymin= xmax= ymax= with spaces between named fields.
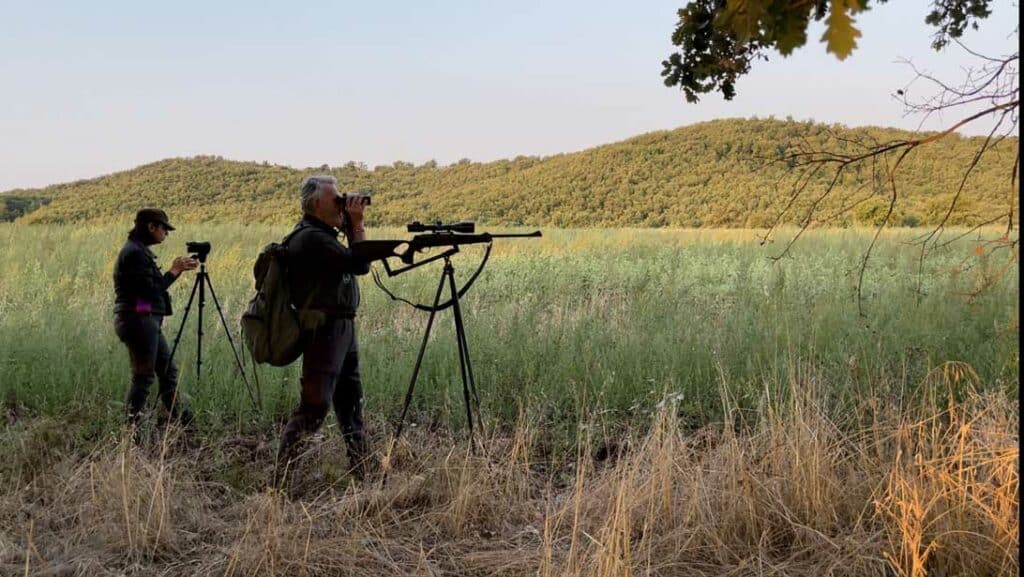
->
xmin=351 ymin=223 xmax=541 ymax=484
xmin=168 ymin=256 xmax=260 ymax=411
xmin=383 ymin=245 xmax=486 ymax=452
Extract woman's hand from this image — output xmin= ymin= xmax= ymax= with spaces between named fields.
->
xmin=170 ymin=256 xmax=200 ymax=276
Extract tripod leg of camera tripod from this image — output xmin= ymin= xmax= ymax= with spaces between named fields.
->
xmin=163 ymin=271 xmax=203 ymax=424
xmin=204 ymin=273 xmax=261 ymax=411
xmin=446 ymin=264 xmax=485 ymax=448
xmin=196 ymin=270 xmax=206 ymax=380
xmin=168 ymin=272 xmax=201 ymax=366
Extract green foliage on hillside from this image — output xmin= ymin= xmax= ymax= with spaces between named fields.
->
xmin=10 ymin=118 xmax=1018 ymax=228
xmin=0 ymin=195 xmax=51 ymax=222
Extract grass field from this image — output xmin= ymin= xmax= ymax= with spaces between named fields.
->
xmin=1 ymin=224 xmax=1018 ymax=424
xmin=0 ymin=223 xmax=1018 ymax=576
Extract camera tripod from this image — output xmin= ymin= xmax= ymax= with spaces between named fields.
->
xmin=168 ymin=256 xmax=260 ymax=411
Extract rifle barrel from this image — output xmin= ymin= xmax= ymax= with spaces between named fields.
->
xmin=412 ymin=231 xmax=541 ymax=245
xmin=485 ymin=231 xmax=543 ymax=238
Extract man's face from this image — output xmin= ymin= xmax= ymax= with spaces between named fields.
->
xmin=315 ymin=183 xmax=345 ymax=228
xmin=148 ymin=222 xmax=169 ymax=244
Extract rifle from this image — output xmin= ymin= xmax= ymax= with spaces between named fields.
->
xmin=351 ymin=225 xmax=542 ymax=267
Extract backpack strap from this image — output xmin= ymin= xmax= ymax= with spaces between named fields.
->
xmin=281 ymin=221 xmax=310 ymax=247
xmin=278 ymin=221 xmax=320 ymax=321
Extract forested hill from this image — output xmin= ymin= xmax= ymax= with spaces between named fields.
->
xmin=5 ymin=118 xmax=1018 ymax=227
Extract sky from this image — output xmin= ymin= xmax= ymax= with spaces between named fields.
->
xmin=0 ymin=0 xmax=1019 ymax=191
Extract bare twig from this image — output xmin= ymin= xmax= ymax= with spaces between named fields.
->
xmin=759 ymin=41 xmax=1018 ymax=312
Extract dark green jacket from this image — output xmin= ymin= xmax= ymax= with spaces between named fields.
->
xmin=286 ymin=215 xmax=370 ymax=317
xmin=113 ymin=234 xmax=179 ymax=316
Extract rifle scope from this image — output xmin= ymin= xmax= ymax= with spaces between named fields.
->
xmin=407 ymin=220 xmax=476 ymax=234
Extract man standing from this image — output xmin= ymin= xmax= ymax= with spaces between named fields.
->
xmin=113 ymin=208 xmax=198 ymax=429
xmin=277 ymin=175 xmax=372 ymax=480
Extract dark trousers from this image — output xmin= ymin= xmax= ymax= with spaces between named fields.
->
xmin=279 ymin=318 xmax=368 ymax=468
xmin=114 ymin=313 xmax=192 ymax=426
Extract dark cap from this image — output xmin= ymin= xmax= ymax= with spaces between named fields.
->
xmin=135 ymin=208 xmax=176 ymax=231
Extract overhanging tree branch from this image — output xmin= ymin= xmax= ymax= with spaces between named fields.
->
xmin=758 ymin=69 xmax=1017 ymax=312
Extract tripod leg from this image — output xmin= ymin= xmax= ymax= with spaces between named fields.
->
xmin=205 ymin=273 xmax=260 ymax=411
xmin=168 ymin=273 xmax=200 ymax=366
xmin=392 ymin=268 xmax=448 ymax=446
xmin=197 ymin=271 xmax=206 ymax=380
xmin=449 ymin=278 xmax=482 ymax=411
xmin=381 ymin=267 xmax=449 ymax=488
xmin=446 ymin=264 xmax=483 ymax=445
xmin=164 ymin=273 xmax=200 ymax=430
xmin=454 ymin=297 xmax=484 ymax=435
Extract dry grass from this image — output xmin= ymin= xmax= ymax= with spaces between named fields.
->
xmin=1 ymin=370 xmax=1017 ymax=576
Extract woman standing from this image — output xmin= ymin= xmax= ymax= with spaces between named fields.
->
xmin=113 ymin=208 xmax=198 ymax=429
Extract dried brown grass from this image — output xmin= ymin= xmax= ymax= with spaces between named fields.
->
xmin=1 ymin=369 xmax=1017 ymax=576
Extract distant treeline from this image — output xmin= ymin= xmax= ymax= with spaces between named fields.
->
xmin=7 ymin=118 xmax=1018 ymax=228
xmin=0 ymin=196 xmax=50 ymax=222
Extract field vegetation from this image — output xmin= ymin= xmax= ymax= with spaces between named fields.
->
xmin=0 ymin=224 xmax=1018 ymax=576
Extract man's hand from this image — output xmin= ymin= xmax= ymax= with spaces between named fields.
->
xmin=170 ymin=256 xmax=200 ymax=276
xmin=343 ymin=196 xmax=367 ymax=242
xmin=343 ymin=196 xmax=366 ymax=226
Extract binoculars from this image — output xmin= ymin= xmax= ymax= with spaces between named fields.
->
xmin=335 ymin=193 xmax=372 ymax=207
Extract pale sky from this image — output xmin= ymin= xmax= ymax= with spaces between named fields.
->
xmin=0 ymin=0 xmax=1018 ymax=191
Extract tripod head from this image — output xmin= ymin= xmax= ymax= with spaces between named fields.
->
xmin=186 ymin=241 xmax=212 ymax=263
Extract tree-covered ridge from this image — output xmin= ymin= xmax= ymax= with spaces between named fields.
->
xmin=9 ymin=118 xmax=1018 ymax=228
xmin=0 ymin=195 xmax=50 ymax=222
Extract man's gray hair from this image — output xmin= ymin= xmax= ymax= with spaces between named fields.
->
xmin=300 ymin=175 xmax=337 ymax=214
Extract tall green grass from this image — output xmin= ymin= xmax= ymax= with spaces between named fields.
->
xmin=0 ymin=224 xmax=1017 ymax=434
